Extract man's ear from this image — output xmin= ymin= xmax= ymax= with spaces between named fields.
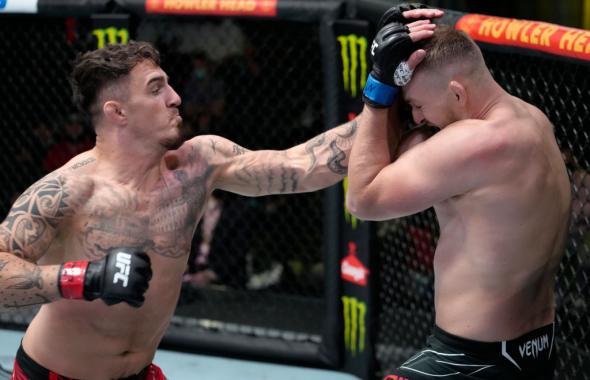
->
xmin=449 ymin=80 xmax=466 ymax=107
xmin=103 ymin=101 xmax=127 ymax=125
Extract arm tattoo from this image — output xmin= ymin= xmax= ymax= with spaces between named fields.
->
xmin=279 ymin=166 xmax=299 ymax=193
xmin=70 ymin=157 xmax=96 ymax=170
xmin=233 ymin=145 xmax=247 ymax=156
xmin=266 ymin=166 xmax=275 ymax=194
xmin=289 ymin=169 xmax=299 ymax=192
xmin=280 ymin=165 xmax=288 ymax=193
xmin=1 ymin=175 xmax=75 ymax=259
xmin=304 ymin=133 xmax=326 ymax=171
xmin=337 ymin=120 xmax=358 ymax=139
xmin=7 ymin=265 xmax=43 ymax=290
xmin=327 ymin=140 xmax=347 ymax=175
xmin=209 ymin=139 xmax=218 ymax=154
xmin=233 ymin=159 xmax=265 ymax=194
xmin=4 ymin=293 xmax=50 ymax=309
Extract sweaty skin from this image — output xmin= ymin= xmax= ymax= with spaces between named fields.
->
xmin=348 ymin=76 xmax=571 ymax=343
xmin=0 ymin=60 xmax=357 ymax=379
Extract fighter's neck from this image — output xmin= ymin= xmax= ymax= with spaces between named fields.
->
xmin=92 ymin=139 xmax=165 ymax=191
xmin=470 ymin=81 xmax=509 ymax=121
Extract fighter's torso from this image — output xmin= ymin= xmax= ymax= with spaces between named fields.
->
xmin=431 ymin=100 xmax=571 ymax=341
xmin=24 ymin=141 xmax=216 ymax=378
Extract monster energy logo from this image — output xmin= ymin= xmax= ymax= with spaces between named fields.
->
xmin=92 ymin=27 xmax=129 ymax=49
xmin=337 ymin=34 xmax=368 ymax=97
xmin=342 ymin=295 xmax=366 ymax=355
xmin=343 ymin=177 xmax=359 ymax=229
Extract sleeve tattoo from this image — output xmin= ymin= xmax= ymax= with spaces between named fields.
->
xmin=0 ymin=174 xmax=77 ymax=260
xmin=306 ymin=120 xmax=357 ymax=175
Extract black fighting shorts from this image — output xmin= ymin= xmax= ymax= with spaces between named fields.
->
xmin=384 ymin=323 xmax=556 ymax=379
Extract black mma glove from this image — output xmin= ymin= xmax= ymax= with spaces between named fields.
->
xmin=59 ymin=248 xmax=152 ymax=308
xmin=362 ymin=23 xmax=415 ymax=108
xmin=377 ymin=3 xmax=432 ymax=29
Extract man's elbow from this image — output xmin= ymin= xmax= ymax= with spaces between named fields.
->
xmin=346 ymin=192 xmax=380 ymax=221
xmin=346 ymin=191 xmax=414 ymax=221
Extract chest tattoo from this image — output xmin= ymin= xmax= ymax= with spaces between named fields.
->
xmin=80 ymin=155 xmax=212 ymax=259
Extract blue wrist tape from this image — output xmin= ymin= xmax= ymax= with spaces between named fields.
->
xmin=363 ymin=74 xmax=400 ymax=106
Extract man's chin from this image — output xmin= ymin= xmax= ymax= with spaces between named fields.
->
xmin=163 ymin=136 xmax=183 ymax=150
xmin=162 ymin=131 xmax=184 ymax=150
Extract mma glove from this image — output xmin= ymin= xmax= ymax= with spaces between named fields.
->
xmin=59 ymin=249 xmax=152 ymax=308
xmin=377 ymin=2 xmax=432 ymax=29
xmin=362 ymin=22 xmax=415 ymax=108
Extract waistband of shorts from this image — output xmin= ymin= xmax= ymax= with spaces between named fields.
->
xmin=433 ymin=322 xmax=555 ymax=358
xmin=16 ymin=343 xmax=151 ymax=380
xmin=16 ymin=343 xmax=53 ymax=379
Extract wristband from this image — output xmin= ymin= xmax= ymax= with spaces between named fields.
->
xmin=58 ymin=261 xmax=89 ymax=300
xmin=362 ymin=74 xmax=400 ymax=107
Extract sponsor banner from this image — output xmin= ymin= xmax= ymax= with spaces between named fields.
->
xmin=341 ymin=242 xmax=369 ymax=286
xmin=0 ymin=0 xmax=37 ymax=13
xmin=342 ymin=176 xmax=361 ymax=229
xmin=145 ymin=0 xmax=277 ymax=17
xmin=456 ymin=14 xmax=590 ymax=62
xmin=336 ymin=33 xmax=368 ymax=98
xmin=91 ymin=15 xmax=130 ymax=49
xmin=342 ymin=295 xmax=366 ymax=355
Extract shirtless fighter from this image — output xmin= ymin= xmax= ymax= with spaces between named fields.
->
xmin=0 ymin=41 xmax=357 ymax=379
xmin=347 ymin=5 xmax=571 ymax=379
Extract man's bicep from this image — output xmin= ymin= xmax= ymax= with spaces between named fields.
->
xmin=0 ymin=174 xmax=83 ymax=261
xmin=397 ymin=126 xmax=437 ymax=158
xmin=194 ymin=135 xmax=272 ymax=196
xmin=215 ymin=149 xmax=302 ymax=196
xmin=364 ymin=142 xmax=471 ymax=219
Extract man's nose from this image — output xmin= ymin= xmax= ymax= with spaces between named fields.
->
xmin=412 ymin=108 xmax=424 ymax=124
xmin=168 ymin=85 xmax=182 ymax=107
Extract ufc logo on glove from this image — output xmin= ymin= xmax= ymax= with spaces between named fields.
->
xmin=113 ymin=252 xmax=132 ymax=287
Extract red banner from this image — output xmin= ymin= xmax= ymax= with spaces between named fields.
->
xmin=456 ymin=14 xmax=590 ymax=62
xmin=145 ymin=0 xmax=277 ymax=17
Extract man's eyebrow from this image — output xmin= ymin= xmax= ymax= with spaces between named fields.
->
xmin=146 ymin=75 xmax=167 ymax=87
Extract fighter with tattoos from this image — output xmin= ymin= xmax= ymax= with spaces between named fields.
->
xmin=0 ymin=41 xmax=357 ymax=379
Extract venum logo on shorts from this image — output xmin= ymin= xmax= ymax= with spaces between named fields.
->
xmin=113 ymin=252 xmax=132 ymax=287
xmin=337 ymin=34 xmax=368 ymax=98
xmin=518 ymin=334 xmax=550 ymax=358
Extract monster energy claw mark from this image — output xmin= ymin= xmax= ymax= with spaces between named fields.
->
xmin=342 ymin=295 xmax=366 ymax=355
xmin=337 ymin=35 xmax=368 ymax=97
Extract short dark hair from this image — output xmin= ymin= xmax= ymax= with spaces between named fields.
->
xmin=416 ymin=25 xmax=486 ymax=75
xmin=70 ymin=40 xmax=160 ymax=119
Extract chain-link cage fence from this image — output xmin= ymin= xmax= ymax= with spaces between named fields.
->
xmin=2 ymin=7 xmax=589 ymax=379
xmin=0 ymin=14 xmax=331 ymax=359
xmin=374 ymin=48 xmax=590 ymax=379
xmin=143 ymin=17 xmax=331 ymax=356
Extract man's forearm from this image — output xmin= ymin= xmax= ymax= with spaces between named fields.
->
xmin=348 ymin=107 xmax=397 ymax=200
xmin=215 ymin=118 xmax=358 ymax=196
xmin=0 ymin=252 xmax=61 ymax=310
xmin=295 ymin=117 xmax=358 ymax=189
